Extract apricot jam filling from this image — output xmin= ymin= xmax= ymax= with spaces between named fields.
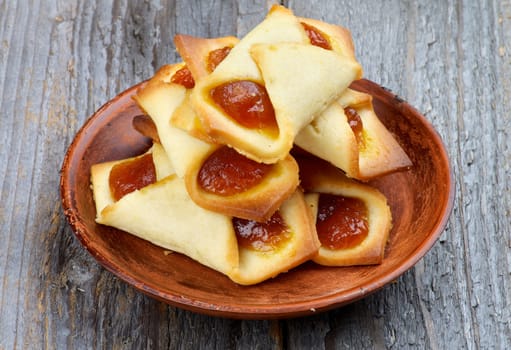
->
xmin=301 ymin=22 xmax=332 ymax=50
xmin=171 ymin=66 xmax=195 ymax=89
xmin=233 ymin=212 xmax=291 ymax=252
xmin=344 ymin=107 xmax=364 ymax=146
xmin=210 ymin=80 xmax=278 ymax=135
xmin=109 ymin=153 xmax=156 ymax=201
xmin=316 ymin=194 xmax=369 ymax=250
xmin=207 ymin=46 xmax=232 ymax=72
xmin=198 ymin=146 xmax=273 ymax=196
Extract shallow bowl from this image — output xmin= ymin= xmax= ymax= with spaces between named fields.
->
xmin=60 ymin=79 xmax=454 ymax=319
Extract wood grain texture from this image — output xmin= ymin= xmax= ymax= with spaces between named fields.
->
xmin=0 ymin=0 xmax=509 ymax=349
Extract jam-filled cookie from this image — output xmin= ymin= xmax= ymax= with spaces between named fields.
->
xmin=91 ymin=144 xmax=240 ymax=277
xmin=184 ymin=145 xmax=299 ymax=221
xmin=296 ymin=88 xmax=412 ymax=180
xmin=171 ymin=35 xmax=238 ymax=143
xmin=90 ymin=145 xmax=319 ymax=285
xmin=298 ymin=157 xmax=392 ymax=266
xmin=228 ymin=190 xmax=320 ymax=285
xmin=134 ymin=79 xmax=300 ymax=221
xmin=190 ymin=5 xmax=362 ymax=164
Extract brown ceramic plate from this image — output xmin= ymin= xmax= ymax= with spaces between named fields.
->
xmin=60 ymin=79 xmax=454 ymax=319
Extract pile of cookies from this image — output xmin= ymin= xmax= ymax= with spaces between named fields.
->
xmin=90 ymin=5 xmax=411 ymax=285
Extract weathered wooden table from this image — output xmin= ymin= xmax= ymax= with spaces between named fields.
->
xmin=1 ymin=0 xmax=510 ymax=348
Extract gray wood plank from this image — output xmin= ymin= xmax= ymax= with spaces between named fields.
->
xmin=0 ymin=0 xmax=510 ymax=349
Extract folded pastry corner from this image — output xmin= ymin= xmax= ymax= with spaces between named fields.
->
xmin=249 ymin=41 xmax=362 ymax=134
xmin=228 ymin=189 xmax=320 ymax=285
xmin=339 ymin=89 xmax=413 ymax=179
xmin=174 ymin=34 xmax=238 ymax=81
xmin=133 ymin=80 xmax=213 ymax=178
xmin=298 ymin=157 xmax=392 ymax=266
xmin=170 ymin=90 xmax=216 ymax=143
xmin=296 ymin=88 xmax=412 ymax=180
xmin=91 ymin=144 xmax=173 ymax=216
xmin=294 ymin=101 xmax=360 ymax=177
xmin=90 ymin=147 xmax=240 ymax=277
xmin=189 ymin=5 xmax=351 ymax=164
xmin=143 ymin=62 xmax=190 ymax=87
xmin=171 ymin=35 xmax=240 ymax=143
xmin=299 ymin=16 xmax=359 ymax=62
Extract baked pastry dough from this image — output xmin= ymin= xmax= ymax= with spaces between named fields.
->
xmin=133 ymin=72 xmax=213 ymax=178
xmin=190 ymin=5 xmax=362 ymax=163
xmin=135 ymin=67 xmax=300 ymax=221
xmin=174 ymin=34 xmax=238 ymax=80
xmin=91 ymin=146 xmax=239 ymax=277
xmin=91 ymin=144 xmax=173 ymax=212
xmin=229 ymin=190 xmax=320 ymax=285
xmin=294 ymin=100 xmax=359 ymax=177
xmin=250 ymin=41 xmax=361 ymax=135
xmin=295 ymin=88 xmax=412 ymax=180
xmin=338 ymin=89 xmax=412 ymax=178
xmin=148 ymin=63 xmax=186 ymax=85
xmin=170 ymin=90 xmax=214 ymax=143
xmin=298 ymin=157 xmax=392 ymax=266
xmin=172 ymin=35 xmax=239 ymax=142
xmin=91 ymin=144 xmax=319 ymax=285
xmin=298 ymin=16 xmax=357 ymax=60
xmin=184 ymin=145 xmax=299 ymax=221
